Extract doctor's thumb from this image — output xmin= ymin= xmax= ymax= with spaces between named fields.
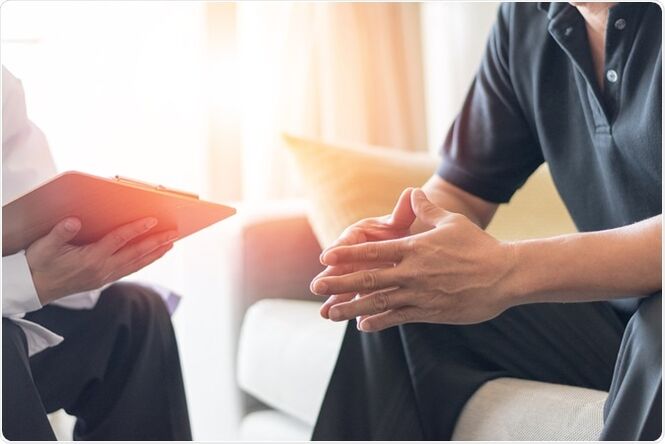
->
xmin=47 ymin=217 xmax=82 ymax=246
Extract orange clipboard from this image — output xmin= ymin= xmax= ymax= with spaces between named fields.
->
xmin=2 ymin=171 xmax=236 ymax=256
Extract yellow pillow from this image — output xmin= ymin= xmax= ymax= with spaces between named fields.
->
xmin=283 ymin=133 xmax=436 ymax=247
xmin=283 ymin=133 xmax=576 ymax=248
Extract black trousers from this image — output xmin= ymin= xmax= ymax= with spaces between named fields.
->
xmin=312 ymin=293 xmax=661 ymax=441
xmin=2 ymin=283 xmax=192 ymax=441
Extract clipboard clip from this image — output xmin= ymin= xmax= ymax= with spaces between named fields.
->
xmin=113 ymin=175 xmax=199 ymax=200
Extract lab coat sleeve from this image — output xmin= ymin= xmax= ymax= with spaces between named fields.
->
xmin=2 ymin=251 xmax=43 ymax=316
xmin=2 ymin=66 xmax=57 ymax=204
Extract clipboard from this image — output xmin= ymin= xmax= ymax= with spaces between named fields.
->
xmin=2 ymin=171 xmax=236 ymax=256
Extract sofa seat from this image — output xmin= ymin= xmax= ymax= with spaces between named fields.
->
xmin=237 ymin=298 xmax=609 ymax=441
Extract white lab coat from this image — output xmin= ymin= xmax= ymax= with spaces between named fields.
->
xmin=2 ymin=66 xmax=178 ymax=356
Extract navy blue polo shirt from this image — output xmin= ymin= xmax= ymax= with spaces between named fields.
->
xmin=438 ymin=2 xmax=661 ymax=233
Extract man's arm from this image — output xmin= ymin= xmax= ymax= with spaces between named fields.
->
xmin=311 ymin=187 xmax=660 ymax=331
xmin=508 ymin=215 xmax=662 ymax=304
xmin=420 ymin=174 xmax=661 ymax=302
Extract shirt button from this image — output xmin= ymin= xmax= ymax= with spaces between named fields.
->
xmin=606 ymin=69 xmax=619 ymax=83
xmin=614 ymin=18 xmax=626 ymax=30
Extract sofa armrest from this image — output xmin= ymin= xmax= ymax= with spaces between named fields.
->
xmin=232 ymin=200 xmax=325 ymax=309
xmin=226 ymin=200 xmax=326 ymax=416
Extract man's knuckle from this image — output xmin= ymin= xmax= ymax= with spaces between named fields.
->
xmin=364 ymin=243 xmax=379 ymax=260
xmin=402 ymin=267 xmax=420 ymax=285
xmin=396 ymin=309 xmax=411 ymax=323
xmin=361 ymin=270 xmax=377 ymax=289
xmin=405 ymin=237 xmax=419 ymax=253
xmin=372 ymin=291 xmax=390 ymax=312
xmin=345 ymin=225 xmax=364 ymax=240
xmin=448 ymin=212 xmax=465 ymax=224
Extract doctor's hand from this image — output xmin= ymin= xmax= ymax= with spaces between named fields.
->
xmin=311 ymin=189 xmax=518 ymax=331
xmin=26 ymin=217 xmax=178 ymax=305
xmin=313 ymin=188 xmax=417 ymax=319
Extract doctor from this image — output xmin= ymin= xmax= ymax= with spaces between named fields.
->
xmin=2 ymin=66 xmax=192 ymax=440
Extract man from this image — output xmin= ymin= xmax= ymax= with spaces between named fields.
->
xmin=2 ymin=66 xmax=192 ymax=440
xmin=310 ymin=2 xmax=660 ymax=440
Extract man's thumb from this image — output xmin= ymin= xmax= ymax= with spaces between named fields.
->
xmin=46 ymin=217 xmax=82 ymax=246
xmin=411 ymin=189 xmax=448 ymax=226
xmin=390 ymin=187 xmax=417 ymax=228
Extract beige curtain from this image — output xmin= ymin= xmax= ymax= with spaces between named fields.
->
xmin=234 ymin=2 xmax=427 ymax=201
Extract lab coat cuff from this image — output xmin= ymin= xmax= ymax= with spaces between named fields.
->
xmin=2 ymin=251 xmax=43 ymax=316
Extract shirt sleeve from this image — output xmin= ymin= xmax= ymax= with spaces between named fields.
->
xmin=2 ymin=251 xmax=42 ymax=316
xmin=437 ymin=3 xmax=543 ymax=203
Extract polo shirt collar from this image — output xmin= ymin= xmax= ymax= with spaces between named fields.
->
xmin=538 ymin=2 xmax=649 ymax=21
xmin=537 ymin=2 xmax=572 ymax=20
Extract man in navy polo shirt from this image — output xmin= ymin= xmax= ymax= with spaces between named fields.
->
xmin=310 ymin=2 xmax=661 ymax=440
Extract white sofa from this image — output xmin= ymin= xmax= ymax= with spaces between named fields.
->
xmin=231 ymin=203 xmax=609 ymax=441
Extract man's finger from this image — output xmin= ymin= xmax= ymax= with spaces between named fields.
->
xmin=93 ymin=217 xmax=159 ymax=256
xmin=311 ymin=267 xmax=400 ymax=295
xmin=312 ymin=261 xmax=396 ymax=286
xmin=319 ymin=227 xmax=366 ymax=264
xmin=321 ymin=239 xmax=405 ymax=266
xmin=107 ymin=229 xmax=178 ymax=268
xmin=358 ymin=307 xmax=421 ymax=332
xmin=328 ymin=289 xmax=412 ymax=321
xmin=411 ymin=188 xmax=450 ymax=227
xmin=389 ymin=187 xmax=417 ymax=228
xmin=320 ymin=293 xmax=357 ymax=319
xmin=313 ymin=264 xmax=356 ymax=285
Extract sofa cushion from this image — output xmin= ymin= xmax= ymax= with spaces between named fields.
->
xmin=237 ymin=298 xmax=346 ymax=426
xmin=238 ymin=299 xmax=608 ymax=440
xmin=452 ymin=377 xmax=607 ymax=440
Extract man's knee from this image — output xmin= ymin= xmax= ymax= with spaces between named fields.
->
xmin=631 ymin=292 xmax=662 ymax=352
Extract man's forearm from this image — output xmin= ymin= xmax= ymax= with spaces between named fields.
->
xmin=504 ymin=215 xmax=662 ymax=305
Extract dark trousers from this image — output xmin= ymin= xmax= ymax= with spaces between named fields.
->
xmin=2 ymin=283 xmax=192 ymax=441
xmin=312 ymin=293 xmax=661 ymax=441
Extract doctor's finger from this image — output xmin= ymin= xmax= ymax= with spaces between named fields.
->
xmin=107 ymin=230 xmax=178 ymax=269
xmin=93 ymin=217 xmax=159 ymax=256
xmin=109 ymin=243 xmax=174 ymax=282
